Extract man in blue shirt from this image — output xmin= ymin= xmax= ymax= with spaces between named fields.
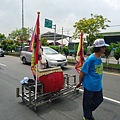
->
xmin=76 ymin=39 xmax=109 ymax=120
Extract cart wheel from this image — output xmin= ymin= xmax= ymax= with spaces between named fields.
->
xmin=16 ymin=88 xmax=20 ymax=97
xmin=22 ymin=98 xmax=25 ymax=103
xmin=74 ymin=88 xmax=79 ymax=93
xmin=76 ymin=89 xmax=79 ymax=93
xmin=34 ymin=106 xmax=37 ymax=111
xmin=49 ymin=99 xmax=52 ymax=103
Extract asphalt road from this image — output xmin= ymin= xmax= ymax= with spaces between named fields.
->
xmin=0 ymin=55 xmax=120 ymax=120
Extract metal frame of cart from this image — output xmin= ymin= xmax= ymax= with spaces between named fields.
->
xmin=16 ymin=67 xmax=80 ymax=111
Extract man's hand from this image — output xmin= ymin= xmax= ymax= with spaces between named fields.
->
xmin=75 ymin=71 xmax=84 ymax=88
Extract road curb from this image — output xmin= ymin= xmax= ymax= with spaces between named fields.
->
xmin=68 ymin=62 xmax=120 ymax=73
xmin=103 ymin=66 xmax=120 ymax=73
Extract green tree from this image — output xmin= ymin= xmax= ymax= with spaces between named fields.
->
xmin=104 ymin=45 xmax=112 ymax=64
xmin=114 ymin=47 xmax=120 ymax=64
xmin=116 ymin=42 xmax=120 ymax=47
xmin=62 ymin=46 xmax=69 ymax=58
xmin=1 ymin=39 xmax=8 ymax=51
xmin=1 ymin=39 xmax=17 ymax=52
xmin=7 ymin=40 xmax=14 ymax=52
xmin=0 ymin=33 xmax=6 ymax=42
xmin=14 ymin=41 xmax=22 ymax=46
xmin=114 ymin=42 xmax=120 ymax=64
xmin=73 ymin=14 xmax=111 ymax=45
xmin=41 ymin=38 xmax=49 ymax=46
xmin=84 ymin=42 xmax=87 ymax=55
xmin=8 ymin=27 xmax=33 ymax=44
xmin=110 ymin=42 xmax=116 ymax=48
xmin=50 ymin=46 xmax=60 ymax=52
xmin=73 ymin=45 xmax=78 ymax=60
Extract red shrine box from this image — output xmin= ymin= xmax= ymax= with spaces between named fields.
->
xmin=38 ymin=67 xmax=64 ymax=93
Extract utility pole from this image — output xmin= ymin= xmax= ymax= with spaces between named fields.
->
xmin=53 ymin=24 xmax=56 ymax=46
xmin=22 ymin=0 xmax=24 ymax=48
xmin=62 ymin=27 xmax=63 ymax=47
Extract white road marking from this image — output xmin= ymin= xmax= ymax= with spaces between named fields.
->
xmin=79 ymin=89 xmax=120 ymax=105
xmin=0 ymin=63 xmax=6 ymax=67
xmin=103 ymin=96 xmax=120 ymax=104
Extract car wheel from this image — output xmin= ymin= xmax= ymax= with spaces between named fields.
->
xmin=2 ymin=54 xmax=4 ymax=57
xmin=22 ymin=57 xmax=27 ymax=64
xmin=46 ymin=60 xmax=49 ymax=68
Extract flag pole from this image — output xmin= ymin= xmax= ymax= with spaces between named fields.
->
xmin=75 ymin=30 xmax=84 ymax=74
xmin=80 ymin=31 xmax=83 ymax=66
xmin=35 ymin=12 xmax=40 ymax=105
xmin=35 ymin=64 xmax=38 ymax=100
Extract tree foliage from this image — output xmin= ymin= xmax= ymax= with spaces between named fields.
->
xmin=114 ymin=45 xmax=120 ymax=64
xmin=1 ymin=39 xmax=19 ymax=52
xmin=0 ymin=33 xmax=6 ymax=42
xmin=41 ymin=38 xmax=49 ymax=46
xmin=104 ymin=45 xmax=112 ymax=64
xmin=1 ymin=39 xmax=8 ymax=51
xmin=8 ymin=27 xmax=33 ymax=43
xmin=62 ymin=46 xmax=69 ymax=58
xmin=50 ymin=46 xmax=60 ymax=52
xmin=73 ymin=14 xmax=111 ymax=45
xmin=104 ymin=45 xmax=112 ymax=58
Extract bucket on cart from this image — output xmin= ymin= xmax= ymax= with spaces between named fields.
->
xmin=37 ymin=67 xmax=64 ymax=93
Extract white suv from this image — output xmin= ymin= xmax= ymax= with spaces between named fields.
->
xmin=20 ymin=46 xmax=68 ymax=68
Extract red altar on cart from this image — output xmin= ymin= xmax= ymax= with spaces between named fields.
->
xmin=37 ymin=67 xmax=64 ymax=93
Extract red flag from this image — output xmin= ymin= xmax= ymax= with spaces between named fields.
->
xmin=75 ymin=32 xmax=84 ymax=74
xmin=31 ymin=12 xmax=40 ymax=74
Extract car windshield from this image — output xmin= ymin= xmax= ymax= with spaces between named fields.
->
xmin=43 ymin=47 xmax=58 ymax=55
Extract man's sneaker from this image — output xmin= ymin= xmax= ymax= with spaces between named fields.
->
xmin=83 ymin=117 xmax=88 ymax=120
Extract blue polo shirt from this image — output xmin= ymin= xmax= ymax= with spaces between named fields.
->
xmin=81 ymin=54 xmax=103 ymax=91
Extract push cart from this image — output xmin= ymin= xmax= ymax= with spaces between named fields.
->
xmin=16 ymin=67 xmax=80 ymax=111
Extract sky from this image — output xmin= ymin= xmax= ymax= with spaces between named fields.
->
xmin=0 ymin=0 xmax=120 ymax=37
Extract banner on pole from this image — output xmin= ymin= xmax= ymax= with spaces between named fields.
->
xmin=30 ymin=12 xmax=40 ymax=77
xmin=75 ymin=31 xmax=84 ymax=74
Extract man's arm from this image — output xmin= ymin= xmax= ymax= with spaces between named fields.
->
xmin=76 ymin=71 xmax=84 ymax=88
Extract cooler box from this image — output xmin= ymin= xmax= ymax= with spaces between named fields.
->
xmin=38 ymin=67 xmax=64 ymax=93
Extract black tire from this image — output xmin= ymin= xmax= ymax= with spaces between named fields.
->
xmin=22 ymin=57 xmax=27 ymax=64
xmin=46 ymin=60 xmax=49 ymax=68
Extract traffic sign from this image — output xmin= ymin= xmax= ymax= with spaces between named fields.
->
xmin=44 ymin=19 xmax=52 ymax=29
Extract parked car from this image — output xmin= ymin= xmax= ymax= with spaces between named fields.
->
xmin=0 ymin=48 xmax=5 ymax=57
xmin=20 ymin=46 xmax=68 ymax=67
